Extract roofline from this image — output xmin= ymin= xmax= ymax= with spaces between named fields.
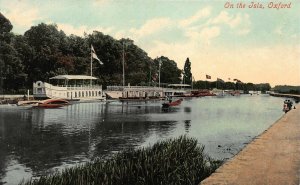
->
xmin=49 ymin=75 xmax=98 ymax=80
xmin=168 ymin=84 xmax=191 ymax=87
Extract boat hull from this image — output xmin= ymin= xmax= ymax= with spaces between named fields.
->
xmin=33 ymin=81 xmax=104 ymax=101
xmin=162 ymin=98 xmax=183 ymax=108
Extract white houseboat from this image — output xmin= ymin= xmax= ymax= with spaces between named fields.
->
xmin=163 ymin=84 xmax=191 ymax=97
xmin=33 ymin=75 xmax=104 ymax=101
xmin=105 ymin=85 xmax=164 ymax=100
xmin=105 ymin=84 xmax=192 ymax=99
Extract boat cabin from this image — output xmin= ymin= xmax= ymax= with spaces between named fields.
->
xmin=164 ymin=84 xmax=191 ymax=97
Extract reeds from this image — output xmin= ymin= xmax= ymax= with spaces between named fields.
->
xmin=21 ymin=136 xmax=222 ymax=185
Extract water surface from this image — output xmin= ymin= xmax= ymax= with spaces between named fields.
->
xmin=0 ymin=95 xmax=285 ymax=184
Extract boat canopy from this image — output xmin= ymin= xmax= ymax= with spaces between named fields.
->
xmin=49 ymin=75 xmax=97 ymax=80
xmin=168 ymin=84 xmax=191 ymax=88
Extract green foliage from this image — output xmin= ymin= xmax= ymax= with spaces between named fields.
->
xmin=21 ymin=136 xmax=222 ymax=185
xmin=154 ymin=56 xmax=182 ymax=84
xmin=183 ymin=57 xmax=192 ymax=85
xmin=274 ymin=85 xmax=300 ymax=94
xmin=0 ymin=12 xmax=13 ymax=34
xmin=193 ymin=80 xmax=271 ymax=92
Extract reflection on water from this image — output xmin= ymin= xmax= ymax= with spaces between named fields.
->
xmin=0 ymin=95 xmax=285 ymax=184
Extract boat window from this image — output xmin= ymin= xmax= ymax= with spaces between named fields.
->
xmin=82 ymin=91 xmax=84 ymax=97
xmin=89 ymin=91 xmax=91 ymax=97
xmin=92 ymin=91 xmax=94 ymax=96
xmin=98 ymin=91 xmax=101 ymax=96
xmin=75 ymin=92 xmax=77 ymax=98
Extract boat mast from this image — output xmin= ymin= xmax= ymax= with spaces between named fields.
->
xmin=122 ymin=42 xmax=125 ymax=87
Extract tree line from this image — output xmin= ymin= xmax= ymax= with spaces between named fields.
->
xmin=0 ymin=13 xmax=182 ymax=93
xmin=193 ymin=81 xmax=271 ymax=93
xmin=0 ymin=13 xmax=271 ymax=94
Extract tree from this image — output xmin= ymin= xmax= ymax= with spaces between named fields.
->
xmin=0 ymin=13 xmax=27 ymax=93
xmin=24 ymin=23 xmax=75 ymax=82
xmin=0 ymin=12 xmax=13 ymax=43
xmin=154 ymin=56 xmax=181 ymax=84
xmin=183 ymin=57 xmax=192 ymax=85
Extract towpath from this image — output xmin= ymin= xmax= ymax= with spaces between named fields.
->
xmin=200 ymin=104 xmax=300 ymax=185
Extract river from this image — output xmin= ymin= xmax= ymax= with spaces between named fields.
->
xmin=0 ymin=95 xmax=285 ymax=184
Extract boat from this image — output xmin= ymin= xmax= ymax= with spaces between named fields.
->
xmin=163 ymin=84 xmax=191 ymax=97
xmin=162 ymin=98 xmax=183 ymax=108
xmin=17 ymin=100 xmax=40 ymax=107
xmin=106 ymin=85 xmax=164 ymax=100
xmin=191 ymin=89 xmax=216 ymax=97
xmin=33 ymin=99 xmax=70 ymax=108
xmin=211 ymin=88 xmax=225 ymax=97
xmin=33 ymin=75 xmax=104 ymax=101
xmin=229 ymin=90 xmax=241 ymax=96
xmin=33 ymin=45 xmax=105 ymax=102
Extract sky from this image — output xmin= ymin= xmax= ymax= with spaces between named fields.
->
xmin=0 ymin=0 xmax=299 ymax=86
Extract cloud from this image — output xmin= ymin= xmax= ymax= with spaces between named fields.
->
xmin=56 ymin=23 xmax=114 ymax=36
xmin=179 ymin=6 xmax=211 ymax=27
xmin=210 ymin=11 xmax=232 ymax=26
xmin=199 ymin=26 xmax=220 ymax=42
xmin=1 ymin=0 xmax=41 ymax=32
xmin=113 ymin=17 xmax=173 ymax=42
xmin=208 ymin=11 xmax=251 ymax=35
xmin=185 ymin=26 xmax=220 ymax=45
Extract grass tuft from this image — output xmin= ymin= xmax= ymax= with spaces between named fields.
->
xmin=20 ymin=136 xmax=223 ymax=185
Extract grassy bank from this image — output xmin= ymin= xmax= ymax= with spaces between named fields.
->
xmin=20 ymin=136 xmax=222 ymax=185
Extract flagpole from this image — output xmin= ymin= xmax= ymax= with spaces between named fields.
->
xmin=159 ymin=57 xmax=161 ymax=88
xmin=90 ymin=45 xmax=93 ymax=85
xmin=192 ymin=76 xmax=194 ymax=90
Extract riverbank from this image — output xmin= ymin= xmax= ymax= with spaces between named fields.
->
xmin=200 ymin=104 xmax=300 ymax=185
xmin=0 ymin=94 xmax=34 ymax=104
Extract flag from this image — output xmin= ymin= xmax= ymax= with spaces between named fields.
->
xmin=233 ymin=79 xmax=238 ymax=81
xmin=206 ymin=75 xmax=211 ymax=79
xmin=152 ymin=73 xmax=158 ymax=81
xmin=228 ymin=78 xmax=231 ymax=81
xmin=159 ymin=58 xmax=162 ymax=68
xmin=217 ymin=78 xmax=224 ymax=82
xmin=91 ymin=45 xmax=103 ymax=65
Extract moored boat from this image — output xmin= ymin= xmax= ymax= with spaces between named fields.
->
xmin=163 ymin=84 xmax=191 ymax=97
xmin=33 ymin=75 xmax=104 ymax=101
xmin=162 ymin=98 xmax=183 ymax=108
xmin=17 ymin=100 xmax=40 ymax=107
xmin=33 ymin=99 xmax=70 ymax=108
xmin=191 ymin=89 xmax=216 ymax=97
xmin=106 ymin=85 xmax=164 ymax=100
